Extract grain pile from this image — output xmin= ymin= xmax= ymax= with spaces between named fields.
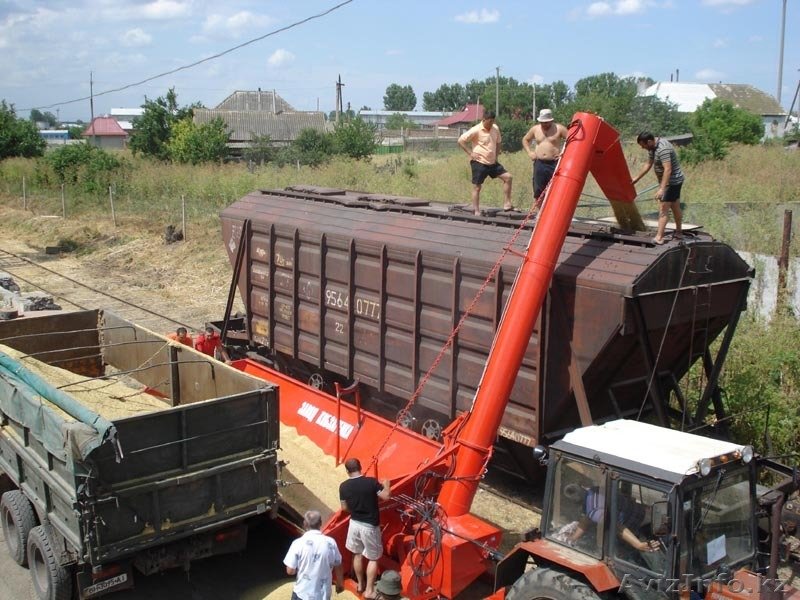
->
xmin=278 ymin=424 xmax=347 ymax=522
xmin=0 ymin=344 xmax=170 ymax=421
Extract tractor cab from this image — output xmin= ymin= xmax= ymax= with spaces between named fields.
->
xmin=542 ymin=420 xmax=757 ymax=594
xmin=498 ymin=420 xmax=781 ymax=599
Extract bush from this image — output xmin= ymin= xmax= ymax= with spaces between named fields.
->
xmin=167 ymin=117 xmax=229 ymax=164
xmin=0 ymin=101 xmax=46 ymax=159
xmin=497 ymin=117 xmax=530 ymax=154
xmin=44 ymin=144 xmax=124 ymax=193
xmin=332 ymin=118 xmax=376 ymax=160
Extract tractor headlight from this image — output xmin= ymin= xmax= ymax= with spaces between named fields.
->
xmin=698 ymin=458 xmax=712 ymax=477
xmin=741 ymin=445 xmax=754 ymax=464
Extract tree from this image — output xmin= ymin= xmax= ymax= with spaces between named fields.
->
xmin=281 ymin=128 xmax=335 ymax=167
xmin=627 ymin=96 xmax=689 ymax=137
xmin=691 ymin=98 xmax=763 ymax=145
xmin=383 ymin=84 xmax=416 ymax=111
xmin=332 ymin=118 xmax=376 ymax=160
xmin=30 ymin=109 xmax=58 ymax=128
xmin=0 ymin=101 xmax=46 ymax=159
xmin=496 ymin=117 xmax=528 ymax=153
xmin=128 ymin=88 xmax=198 ymax=160
xmin=67 ymin=125 xmax=86 ymax=140
xmin=167 ymin=117 xmax=229 ymax=164
xmin=384 ymin=113 xmax=418 ymax=130
xmin=563 ymin=72 xmax=639 ymax=131
xmin=423 ymin=83 xmax=469 ymax=111
xmin=244 ymin=134 xmax=275 ymax=165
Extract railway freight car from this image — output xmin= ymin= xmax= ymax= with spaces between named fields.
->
xmin=218 ymin=186 xmax=752 ymax=473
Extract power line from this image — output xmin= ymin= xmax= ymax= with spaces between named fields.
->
xmin=20 ymin=0 xmax=354 ymax=112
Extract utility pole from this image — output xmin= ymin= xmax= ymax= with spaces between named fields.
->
xmin=89 ymin=71 xmax=96 ymax=147
xmin=777 ymin=0 xmax=787 ymax=104
xmin=335 ymin=75 xmax=344 ymax=123
xmin=495 ymin=66 xmax=500 ymax=116
xmin=532 ymin=83 xmax=537 ymax=120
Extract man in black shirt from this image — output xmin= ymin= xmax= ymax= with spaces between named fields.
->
xmin=339 ymin=458 xmax=391 ymax=599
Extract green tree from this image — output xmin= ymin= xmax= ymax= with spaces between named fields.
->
xmin=44 ymin=143 xmax=123 ymax=193
xmin=244 ymin=134 xmax=275 ymax=165
xmin=385 ymin=113 xmax=418 ymax=130
xmin=128 ymin=88 xmax=198 ymax=160
xmin=332 ymin=118 xmax=376 ymax=160
xmin=496 ymin=117 xmax=529 ymax=153
xmin=691 ymin=98 xmax=763 ymax=145
xmin=281 ymin=128 xmax=335 ymax=167
xmin=0 ymin=101 xmax=46 ymax=159
xmin=30 ymin=109 xmax=58 ymax=128
xmin=167 ymin=117 xmax=229 ymax=164
xmin=67 ymin=125 xmax=86 ymax=140
xmin=422 ymin=83 xmax=469 ymax=111
xmin=383 ymin=84 xmax=417 ymax=111
xmin=561 ymin=72 xmax=639 ymax=131
xmin=627 ymin=96 xmax=689 ymax=137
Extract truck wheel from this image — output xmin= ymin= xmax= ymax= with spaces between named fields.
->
xmin=1 ymin=490 xmax=37 ymax=567
xmin=27 ymin=526 xmax=73 ymax=600
xmin=506 ymin=567 xmax=601 ymax=600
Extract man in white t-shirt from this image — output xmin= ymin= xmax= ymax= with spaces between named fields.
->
xmin=284 ymin=510 xmax=344 ymax=600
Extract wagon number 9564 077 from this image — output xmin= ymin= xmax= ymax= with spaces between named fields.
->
xmin=325 ymin=289 xmax=380 ymax=320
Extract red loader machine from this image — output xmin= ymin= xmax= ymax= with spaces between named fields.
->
xmin=232 ymin=113 xmax=797 ymax=599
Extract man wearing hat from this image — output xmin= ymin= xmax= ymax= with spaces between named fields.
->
xmin=375 ymin=570 xmax=408 ymax=600
xmin=522 ymin=108 xmax=568 ymax=207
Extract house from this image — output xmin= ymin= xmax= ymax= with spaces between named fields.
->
xmin=110 ymin=108 xmax=145 ymax=132
xmin=82 ymin=117 xmax=128 ymax=150
xmin=193 ymin=109 xmax=327 ymax=150
xmin=357 ymin=110 xmax=452 ymax=130
xmin=434 ymin=104 xmax=485 ymax=134
xmin=640 ymin=82 xmax=788 ymax=139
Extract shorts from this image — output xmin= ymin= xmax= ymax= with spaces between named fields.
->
xmin=661 ymin=181 xmax=683 ymax=202
xmin=345 ymin=520 xmax=383 ymax=561
xmin=470 ymin=160 xmax=507 ymax=185
xmin=533 ymin=159 xmax=557 ymax=199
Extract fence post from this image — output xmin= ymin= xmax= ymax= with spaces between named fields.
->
xmin=109 ymin=185 xmax=117 ymax=227
xmin=181 ymin=194 xmax=187 ymax=242
xmin=61 ymin=184 xmax=66 ymax=218
xmin=22 ymin=176 xmax=26 ymax=211
xmin=777 ymin=209 xmax=793 ymax=314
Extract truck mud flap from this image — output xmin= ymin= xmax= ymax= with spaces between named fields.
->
xmin=76 ymin=563 xmax=134 ymax=599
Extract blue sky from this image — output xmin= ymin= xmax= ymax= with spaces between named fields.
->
xmin=1 ymin=0 xmax=797 ymax=122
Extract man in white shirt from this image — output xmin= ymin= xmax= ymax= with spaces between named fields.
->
xmin=284 ymin=510 xmax=344 ymax=600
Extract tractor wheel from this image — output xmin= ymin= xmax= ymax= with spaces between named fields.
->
xmin=1 ymin=490 xmax=37 ymax=567
xmin=27 ymin=525 xmax=73 ymax=600
xmin=506 ymin=567 xmax=601 ymax=600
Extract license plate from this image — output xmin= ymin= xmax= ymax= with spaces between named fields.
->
xmin=82 ymin=573 xmax=128 ymax=597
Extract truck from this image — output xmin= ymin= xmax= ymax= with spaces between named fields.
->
xmin=0 ymin=309 xmax=281 ymax=599
xmin=229 ymin=112 xmax=797 ymax=599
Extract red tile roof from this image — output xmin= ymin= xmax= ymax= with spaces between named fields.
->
xmin=82 ymin=117 xmax=128 ymax=137
xmin=435 ymin=104 xmax=484 ymax=127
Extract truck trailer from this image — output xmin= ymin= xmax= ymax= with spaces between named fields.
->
xmin=0 ymin=310 xmax=281 ymax=599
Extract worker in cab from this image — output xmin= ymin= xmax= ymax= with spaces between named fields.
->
xmin=194 ymin=326 xmax=221 ymax=357
xmin=167 ymin=326 xmax=193 ymax=346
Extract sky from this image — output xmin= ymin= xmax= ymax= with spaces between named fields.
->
xmin=1 ymin=0 xmax=798 ymax=122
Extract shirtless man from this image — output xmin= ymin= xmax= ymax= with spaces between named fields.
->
xmin=522 ymin=108 xmax=568 ymax=207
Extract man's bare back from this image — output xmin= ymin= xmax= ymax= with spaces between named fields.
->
xmin=522 ymin=121 xmax=568 ymax=160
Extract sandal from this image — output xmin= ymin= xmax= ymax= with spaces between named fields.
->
xmin=653 ymin=238 xmax=665 ymax=245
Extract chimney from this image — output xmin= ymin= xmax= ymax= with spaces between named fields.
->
xmin=676 ymin=69 xmax=680 ymax=82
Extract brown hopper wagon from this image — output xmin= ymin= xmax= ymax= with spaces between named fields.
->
xmin=219 ymin=186 xmax=753 ymax=473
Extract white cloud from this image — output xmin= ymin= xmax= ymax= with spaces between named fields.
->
xmin=695 ymin=68 xmax=725 ymax=81
xmin=712 ymin=38 xmax=726 ymax=48
xmin=141 ymin=0 xmax=191 ymax=20
xmin=585 ymin=0 xmax=647 ymax=18
xmin=202 ymin=11 xmax=273 ymax=38
xmin=454 ymin=9 xmax=500 ymax=24
xmin=528 ymin=74 xmax=544 ymax=85
xmin=267 ymin=48 xmax=295 ymax=68
xmin=122 ymin=28 xmax=152 ymax=47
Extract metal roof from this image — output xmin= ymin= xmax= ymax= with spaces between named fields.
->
xmin=215 ymin=90 xmax=294 ymax=112
xmin=193 ymin=109 xmax=326 ymax=143
xmin=641 ymin=82 xmax=786 ymax=115
xmin=555 ymin=420 xmax=745 ymax=480
xmin=82 ymin=117 xmax=127 ymax=137
xmin=436 ymin=104 xmax=485 ymax=126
